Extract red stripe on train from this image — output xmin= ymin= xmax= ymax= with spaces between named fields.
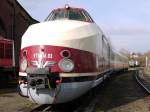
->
xmin=20 ymin=45 xmax=98 ymax=73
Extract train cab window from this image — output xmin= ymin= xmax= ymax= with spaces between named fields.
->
xmin=51 ymin=10 xmax=66 ymax=20
xmin=45 ymin=7 xmax=94 ymax=23
xmin=68 ymin=10 xmax=86 ymax=21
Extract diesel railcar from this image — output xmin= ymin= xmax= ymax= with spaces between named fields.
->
xmin=18 ymin=5 xmax=128 ymax=104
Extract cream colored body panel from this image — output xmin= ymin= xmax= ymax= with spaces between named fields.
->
xmin=21 ymin=20 xmax=103 ymax=55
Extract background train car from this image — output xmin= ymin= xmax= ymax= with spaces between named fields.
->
xmin=129 ymin=60 xmax=139 ymax=67
xmin=0 ymin=37 xmax=16 ymax=87
xmin=113 ymin=51 xmax=128 ymax=72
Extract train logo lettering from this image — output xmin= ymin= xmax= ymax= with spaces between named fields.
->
xmin=33 ymin=53 xmax=53 ymax=59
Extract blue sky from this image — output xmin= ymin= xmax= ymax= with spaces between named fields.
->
xmin=17 ymin=0 xmax=150 ymax=53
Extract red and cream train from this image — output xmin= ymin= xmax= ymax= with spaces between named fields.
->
xmin=18 ymin=5 xmax=128 ymax=104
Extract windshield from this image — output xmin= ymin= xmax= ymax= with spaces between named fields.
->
xmin=45 ymin=8 xmax=94 ymax=23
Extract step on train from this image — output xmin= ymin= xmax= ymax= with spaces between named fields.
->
xmin=18 ymin=5 xmax=128 ymax=104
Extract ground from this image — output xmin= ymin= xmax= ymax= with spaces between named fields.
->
xmin=0 ymin=71 xmax=150 ymax=112
xmin=94 ymin=71 xmax=150 ymax=112
xmin=0 ymin=88 xmax=37 ymax=112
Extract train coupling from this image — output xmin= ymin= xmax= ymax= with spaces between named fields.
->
xmin=27 ymin=73 xmax=62 ymax=89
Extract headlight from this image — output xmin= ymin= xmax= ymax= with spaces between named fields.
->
xmin=20 ymin=58 xmax=27 ymax=71
xmin=58 ymin=59 xmax=74 ymax=72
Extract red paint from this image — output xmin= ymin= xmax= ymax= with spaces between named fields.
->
xmin=0 ymin=38 xmax=13 ymax=68
xmin=20 ymin=45 xmax=97 ymax=73
xmin=20 ymin=45 xmax=128 ymax=74
xmin=0 ymin=59 xmax=12 ymax=67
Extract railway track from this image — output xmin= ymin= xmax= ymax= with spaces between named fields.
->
xmin=30 ymin=102 xmax=88 ymax=112
xmin=135 ymin=70 xmax=150 ymax=94
xmin=30 ymin=104 xmax=52 ymax=112
xmin=30 ymin=91 xmax=96 ymax=112
xmin=30 ymin=104 xmax=78 ymax=112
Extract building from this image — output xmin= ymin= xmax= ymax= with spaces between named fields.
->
xmin=0 ymin=0 xmax=38 ymax=71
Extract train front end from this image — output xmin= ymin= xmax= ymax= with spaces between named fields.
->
xmin=18 ymin=5 xmax=100 ymax=104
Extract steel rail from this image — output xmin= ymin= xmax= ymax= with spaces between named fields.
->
xmin=135 ymin=71 xmax=150 ymax=94
xmin=30 ymin=104 xmax=52 ymax=112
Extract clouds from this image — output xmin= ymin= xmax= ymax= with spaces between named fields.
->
xmin=111 ymin=35 xmax=150 ymax=53
xmin=103 ymin=24 xmax=150 ymax=53
xmin=17 ymin=0 xmax=150 ymax=53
